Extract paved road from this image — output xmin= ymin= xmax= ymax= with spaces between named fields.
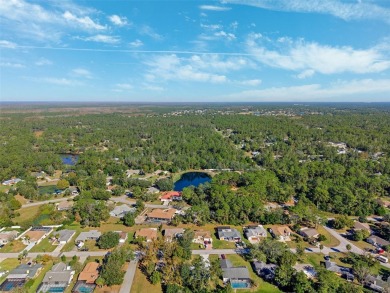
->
xmin=192 ymin=249 xmax=236 ymax=255
xmin=119 ymin=260 xmax=138 ymax=293
xmin=0 ymin=251 xmax=108 ymax=259
xmin=111 ymin=195 xmax=171 ymax=209
xmin=21 ymin=196 xmax=75 ymax=208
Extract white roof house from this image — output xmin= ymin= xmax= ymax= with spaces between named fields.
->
xmin=109 ymin=204 xmax=136 ymax=218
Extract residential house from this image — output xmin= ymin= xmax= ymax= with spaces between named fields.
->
xmin=68 ymin=186 xmax=79 ymax=196
xmin=193 ymin=230 xmax=213 ymax=248
xmin=126 ymin=169 xmax=141 ymax=177
xmin=299 ymin=227 xmax=320 ymax=239
xmin=325 ymin=260 xmax=354 ymax=280
xmin=163 ymin=228 xmax=184 ymax=242
xmin=37 ymin=262 xmax=75 ymax=293
xmin=366 ymin=275 xmax=390 ymax=292
xmin=117 ymin=231 xmax=128 ymax=244
xmin=109 ymin=204 xmax=136 ymax=218
xmin=160 ymin=191 xmax=182 ymax=203
xmin=135 ymin=228 xmax=158 ymax=242
xmin=244 ymin=225 xmax=267 ymax=244
xmin=0 ymin=230 xmax=18 ymax=246
xmin=221 ymin=259 xmax=251 ymax=288
xmin=367 ymin=235 xmax=390 ymax=248
xmin=147 ymin=187 xmax=160 ymax=194
xmin=252 ymin=261 xmax=277 ymax=281
xmin=55 ymin=230 xmax=76 ymax=245
xmin=31 ymin=171 xmax=46 ymax=179
xmin=353 ymin=221 xmax=371 ymax=232
xmin=269 ymin=225 xmax=292 ymax=241
xmin=147 ymin=208 xmax=177 ymax=223
xmin=217 ymin=227 xmax=241 ymax=242
xmin=0 ymin=264 xmax=43 ymax=291
xmin=2 ymin=178 xmax=22 ymax=186
xmin=75 ymin=230 xmax=101 ymax=248
xmin=22 ymin=226 xmax=53 ymax=245
xmin=72 ymin=262 xmax=99 ymax=293
xmin=57 ymin=201 xmax=74 ymax=211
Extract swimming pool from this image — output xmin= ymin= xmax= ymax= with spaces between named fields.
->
xmin=231 ymin=281 xmax=250 ymax=289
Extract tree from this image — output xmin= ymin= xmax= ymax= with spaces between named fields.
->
xmin=97 ymin=231 xmax=120 ymax=249
xmin=122 ymin=212 xmax=135 ymax=227
xmin=319 ymin=244 xmax=324 ymax=253
xmin=292 ymin=271 xmax=314 ymax=293
xmin=352 ymin=229 xmax=370 ymax=241
xmin=95 ymin=277 xmax=105 ymax=288
xmin=296 ymin=243 xmax=305 ymax=259
xmin=150 ymin=271 xmax=161 ymax=285
xmin=57 ymin=179 xmax=70 ymax=190
xmin=155 ymin=178 xmax=174 ymax=191
xmin=346 ymin=244 xmax=352 ymax=252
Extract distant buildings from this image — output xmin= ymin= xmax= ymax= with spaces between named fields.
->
xmin=2 ymin=178 xmax=22 ymax=186
xmin=269 ymin=225 xmax=292 ymax=241
xmin=216 ymin=226 xmax=241 ymax=242
xmin=299 ymin=227 xmax=320 ymax=239
xmin=244 ymin=225 xmax=267 ymax=244
xmin=109 ymin=204 xmax=136 ymax=218
xmin=135 ymin=228 xmax=158 ymax=242
xmin=147 ymin=208 xmax=177 ymax=223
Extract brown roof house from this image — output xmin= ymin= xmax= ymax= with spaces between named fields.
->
xmin=0 ymin=230 xmax=18 ymax=246
xmin=269 ymin=225 xmax=292 ymax=241
xmin=299 ymin=227 xmax=320 ymax=239
xmin=57 ymin=201 xmax=74 ymax=211
xmin=164 ymin=228 xmax=184 ymax=242
xmin=72 ymin=262 xmax=99 ymax=293
xmin=193 ymin=230 xmax=213 ymax=249
xmin=353 ymin=221 xmax=371 ymax=232
xmin=147 ymin=208 xmax=177 ymax=223
xmin=135 ymin=228 xmax=158 ymax=242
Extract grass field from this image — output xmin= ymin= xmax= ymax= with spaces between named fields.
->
xmin=38 ymin=185 xmax=57 ymax=195
xmin=131 ymin=267 xmax=163 ymax=293
xmin=0 ymin=259 xmax=19 ymax=284
xmin=0 ymin=240 xmax=26 ymax=253
xmin=13 ymin=205 xmax=40 ymax=224
xmin=317 ymin=226 xmax=340 ymax=247
xmin=29 ymin=237 xmax=56 ymax=253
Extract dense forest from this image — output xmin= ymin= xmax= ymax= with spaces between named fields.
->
xmin=0 ymin=104 xmax=389 ymax=219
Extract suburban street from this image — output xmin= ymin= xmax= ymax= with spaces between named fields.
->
xmin=192 ymin=249 xmax=237 ymax=255
xmin=21 ymin=196 xmax=75 ymax=208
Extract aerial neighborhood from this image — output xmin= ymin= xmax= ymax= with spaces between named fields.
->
xmin=0 ymin=104 xmax=390 ymax=293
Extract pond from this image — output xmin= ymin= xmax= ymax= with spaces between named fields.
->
xmin=174 ymin=172 xmax=211 ymax=191
xmin=60 ymin=154 xmax=79 ymax=165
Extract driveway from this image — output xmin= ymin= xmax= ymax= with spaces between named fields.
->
xmin=119 ymin=260 xmax=138 ymax=293
xmin=192 ymin=249 xmax=236 ymax=255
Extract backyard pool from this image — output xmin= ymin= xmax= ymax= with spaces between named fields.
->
xmin=231 ymin=281 xmax=251 ymax=289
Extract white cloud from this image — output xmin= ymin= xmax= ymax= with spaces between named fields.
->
xmin=226 ymin=79 xmax=390 ymax=101
xmin=200 ymin=23 xmax=223 ymax=30
xmin=239 ymin=79 xmax=262 ymax=86
xmin=199 ymin=5 xmax=231 ymax=11
xmin=116 ymin=83 xmax=133 ymax=90
xmin=189 ymin=55 xmax=253 ymax=71
xmin=0 ymin=40 xmax=17 ymax=49
xmin=296 ymin=69 xmax=315 ymax=79
xmin=140 ymin=25 xmax=163 ymax=40
xmin=108 ymin=15 xmax=128 ymax=27
xmin=144 ymin=54 xmax=227 ymax=84
xmin=230 ymin=21 xmax=239 ymax=30
xmin=29 ymin=77 xmax=81 ymax=86
xmin=63 ymin=11 xmax=106 ymax=30
xmin=226 ymin=0 xmax=390 ymax=24
xmin=129 ymin=39 xmax=143 ymax=48
xmin=35 ymin=58 xmax=52 ymax=66
xmin=0 ymin=62 xmax=25 ymax=68
xmin=215 ymin=31 xmax=236 ymax=41
xmin=72 ymin=68 xmax=92 ymax=78
xmin=246 ymin=34 xmax=390 ymax=74
xmin=81 ymin=34 xmax=120 ymax=44
xmin=143 ymin=84 xmax=165 ymax=91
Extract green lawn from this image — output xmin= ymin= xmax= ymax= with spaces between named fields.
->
xmin=0 ymin=259 xmax=19 ymax=284
xmin=29 ymin=237 xmax=56 ymax=253
xmin=226 ymin=254 xmax=282 ymax=293
xmin=0 ymin=240 xmax=26 ymax=253
xmin=38 ymin=185 xmax=57 ymax=195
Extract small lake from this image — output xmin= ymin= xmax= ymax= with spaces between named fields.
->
xmin=60 ymin=154 xmax=79 ymax=166
xmin=174 ymin=172 xmax=212 ymax=191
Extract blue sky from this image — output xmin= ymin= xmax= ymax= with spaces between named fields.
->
xmin=0 ymin=0 xmax=390 ymax=102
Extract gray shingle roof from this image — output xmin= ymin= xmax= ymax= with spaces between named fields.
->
xmin=223 ymin=267 xmax=250 ymax=279
xmin=42 ymin=262 xmax=74 ymax=283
